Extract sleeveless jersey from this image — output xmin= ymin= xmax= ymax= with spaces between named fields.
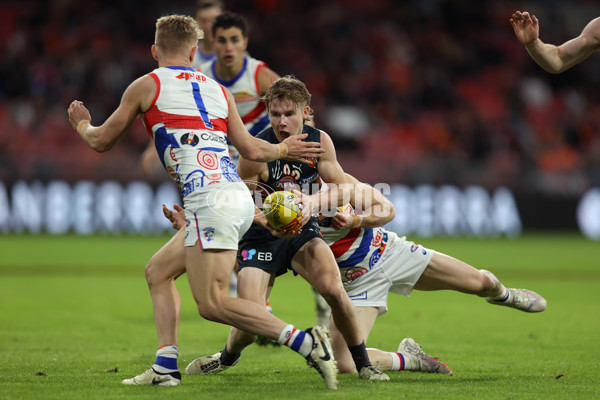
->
xmin=142 ymin=66 xmax=241 ymax=198
xmin=257 ymin=125 xmax=321 ymax=196
xmin=320 ymin=205 xmax=399 ymax=281
xmin=200 ymin=56 xmax=271 ymax=135
xmin=192 ymin=47 xmax=216 ymax=70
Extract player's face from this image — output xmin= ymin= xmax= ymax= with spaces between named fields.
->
xmin=269 ymin=98 xmax=310 ymax=142
xmin=213 ymin=27 xmax=247 ymax=68
xmin=195 ymin=7 xmax=222 ymax=42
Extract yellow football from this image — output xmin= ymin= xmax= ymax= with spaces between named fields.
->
xmin=263 ymin=191 xmax=303 ymax=231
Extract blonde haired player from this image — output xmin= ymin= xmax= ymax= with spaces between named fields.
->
xmin=67 ymin=14 xmax=338 ymax=388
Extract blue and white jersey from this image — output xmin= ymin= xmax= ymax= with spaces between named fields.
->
xmin=142 ymin=66 xmax=241 ymax=199
xmin=320 ymin=206 xmax=404 ymax=283
xmin=192 ymin=47 xmax=216 ymax=70
xmin=200 ymin=56 xmax=270 ymax=136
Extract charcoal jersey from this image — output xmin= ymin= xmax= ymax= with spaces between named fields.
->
xmin=142 ymin=66 xmax=241 ymax=199
xmin=200 ymin=56 xmax=271 ymax=136
xmin=257 ymin=125 xmax=322 ymax=196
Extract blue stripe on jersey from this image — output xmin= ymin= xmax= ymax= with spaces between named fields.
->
xmin=290 ymin=330 xmax=306 ymax=352
xmin=154 ymin=125 xmax=180 ymax=169
xmin=155 ymin=355 xmax=178 ymax=370
xmin=199 ymin=147 xmax=225 ymax=152
xmin=191 ymin=81 xmax=214 ymax=129
xmin=248 ymin=114 xmax=271 ymax=136
xmin=337 ymin=228 xmax=374 ymax=268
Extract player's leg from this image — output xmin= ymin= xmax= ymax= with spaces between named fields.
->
xmin=292 ymin=238 xmax=389 ymax=381
xmin=185 ymin=244 xmax=338 ymax=389
xmin=122 ymin=229 xmax=186 ymax=386
xmin=329 ymin=306 xmax=377 ymax=373
xmin=414 ymin=252 xmax=546 ymax=312
xmin=185 ymin=267 xmax=275 ymax=374
xmin=313 ymin=286 xmax=331 ymax=328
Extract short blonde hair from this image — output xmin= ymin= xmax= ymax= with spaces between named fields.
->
xmin=155 ymin=14 xmax=203 ymax=55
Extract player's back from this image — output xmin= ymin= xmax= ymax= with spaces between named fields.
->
xmin=143 ymin=66 xmax=240 ymax=196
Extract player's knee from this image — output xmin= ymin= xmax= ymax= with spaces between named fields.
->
xmin=316 ymin=282 xmax=346 ymax=308
xmin=196 ymin=302 xmax=224 ymax=323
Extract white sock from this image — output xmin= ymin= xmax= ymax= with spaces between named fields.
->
xmin=152 ymin=345 xmax=179 ymax=374
xmin=278 ymin=324 xmax=313 ymax=357
xmin=390 ymin=352 xmax=405 ymax=371
xmin=491 ymin=287 xmax=510 ymax=302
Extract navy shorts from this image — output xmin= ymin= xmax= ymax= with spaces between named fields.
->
xmin=237 ymin=218 xmax=322 ymax=276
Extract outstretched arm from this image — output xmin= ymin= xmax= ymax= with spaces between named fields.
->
xmin=68 ymin=75 xmax=155 ymax=152
xmin=511 ymin=11 xmax=600 ymax=73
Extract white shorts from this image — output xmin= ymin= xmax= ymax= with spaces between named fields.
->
xmin=184 ymin=181 xmax=255 ymax=249
xmin=343 ymin=233 xmax=434 ymax=316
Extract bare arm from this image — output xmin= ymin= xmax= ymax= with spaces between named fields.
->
xmin=224 ymin=90 xmax=324 ymax=162
xmin=257 ymin=66 xmax=279 ymax=95
xmin=511 ymin=11 xmax=600 ymax=73
xmin=68 ymin=75 xmax=155 ymax=152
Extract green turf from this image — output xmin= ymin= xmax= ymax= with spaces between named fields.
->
xmin=0 ymin=233 xmax=599 ymax=399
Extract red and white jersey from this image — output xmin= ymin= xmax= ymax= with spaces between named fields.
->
xmin=200 ymin=56 xmax=270 ymax=136
xmin=142 ymin=66 xmax=241 ymax=198
xmin=320 ymin=205 xmax=404 ymax=283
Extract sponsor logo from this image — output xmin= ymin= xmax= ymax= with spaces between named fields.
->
xmin=152 ymin=377 xmax=169 ymax=385
xmin=345 ymin=266 xmax=368 ymax=282
xmin=369 ymin=251 xmax=382 ymax=268
xmin=175 ymin=71 xmax=207 ymax=82
xmin=410 ymin=244 xmax=420 ymax=253
xmin=319 ymin=339 xmax=331 ymax=361
xmin=203 ymin=227 xmax=215 ymax=241
xmin=181 ymin=133 xmax=199 ymax=146
xmin=200 ymin=132 xmax=227 ymax=145
xmin=371 ymin=229 xmax=383 ymax=247
xmin=241 ymin=249 xmax=257 ymax=261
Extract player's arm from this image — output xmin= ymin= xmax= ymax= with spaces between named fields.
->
xmin=224 ymin=89 xmax=323 ymax=162
xmin=140 ymin=139 xmax=161 ymax=176
xmin=68 ymin=75 xmax=155 ymax=152
xmin=511 ymin=12 xmax=600 ymax=73
xmin=257 ymin=66 xmax=279 ymax=95
xmin=329 ymin=174 xmax=396 ymax=230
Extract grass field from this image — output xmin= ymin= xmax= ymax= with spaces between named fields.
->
xmin=1 ymin=233 xmax=599 ymax=399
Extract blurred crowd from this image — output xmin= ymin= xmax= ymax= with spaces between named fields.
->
xmin=1 ymin=0 xmax=600 ymax=196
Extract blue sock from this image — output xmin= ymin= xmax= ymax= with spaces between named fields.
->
xmin=152 ymin=345 xmax=178 ymax=374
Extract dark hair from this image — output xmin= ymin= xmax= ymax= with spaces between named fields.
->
xmin=195 ymin=0 xmax=224 ymax=14
xmin=212 ymin=12 xmax=248 ymax=37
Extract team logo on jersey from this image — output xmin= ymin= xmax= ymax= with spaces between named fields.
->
xmin=181 ymin=133 xmax=199 ymax=146
xmin=241 ymin=249 xmax=257 ymax=261
xmin=203 ymin=227 xmax=215 ymax=241
xmin=169 ymin=147 xmax=178 ymax=162
xmin=221 ymin=156 xmax=241 ymax=182
xmin=345 ymin=266 xmax=368 ymax=282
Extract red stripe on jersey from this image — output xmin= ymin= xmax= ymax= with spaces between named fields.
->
xmin=219 ymin=84 xmax=230 ymax=108
xmin=330 ymin=228 xmax=361 ymax=259
xmin=254 ymin=62 xmax=265 ymax=93
xmin=241 ymin=102 xmax=267 ymax=124
xmin=145 ymin=106 xmax=228 ymax=133
xmin=143 ymin=73 xmax=162 ymax=138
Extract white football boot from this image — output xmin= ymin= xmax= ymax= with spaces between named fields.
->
xmin=121 ymin=368 xmax=181 ymax=386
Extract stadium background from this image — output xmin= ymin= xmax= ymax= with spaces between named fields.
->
xmin=1 ymin=0 xmax=599 ymax=238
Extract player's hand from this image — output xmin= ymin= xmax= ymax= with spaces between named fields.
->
xmin=510 ymin=11 xmax=539 ymax=46
xmin=281 ymin=133 xmax=324 ymax=163
xmin=331 ymin=212 xmax=353 ymax=230
xmin=291 ymin=189 xmax=318 ymax=218
xmin=162 ymin=203 xmax=186 ymax=230
xmin=67 ymin=100 xmax=92 ymax=131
